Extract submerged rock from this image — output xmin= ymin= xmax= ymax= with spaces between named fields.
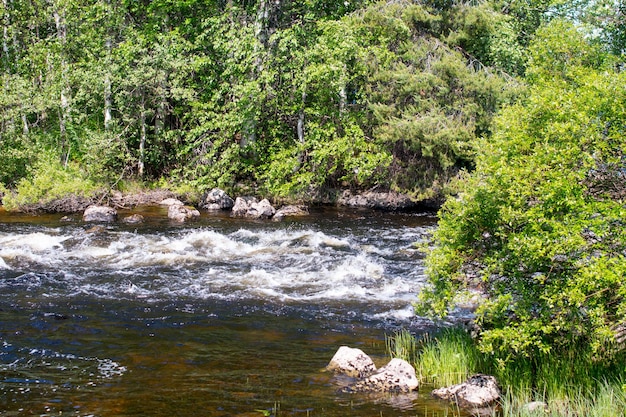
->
xmin=201 ymin=188 xmax=235 ymax=210
xmin=327 ymin=346 xmax=376 ymax=378
xmin=83 ymin=205 xmax=117 ymax=222
xmin=122 ymin=214 xmax=145 ymax=224
xmin=85 ymin=225 xmax=107 ymax=234
xmin=432 ymin=374 xmax=500 ymax=409
xmin=343 ymin=358 xmax=419 ymax=393
xmin=167 ymin=204 xmax=200 ymax=222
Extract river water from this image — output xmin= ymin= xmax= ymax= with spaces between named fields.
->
xmin=0 ymin=206 xmax=467 ymax=416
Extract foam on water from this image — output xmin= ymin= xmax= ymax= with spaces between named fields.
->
xmin=0 ymin=224 xmax=429 ymax=308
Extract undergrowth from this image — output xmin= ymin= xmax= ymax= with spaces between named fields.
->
xmin=386 ymin=327 xmax=626 ymax=417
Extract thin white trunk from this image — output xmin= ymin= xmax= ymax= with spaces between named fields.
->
xmin=339 ymin=67 xmax=347 ymax=114
xmin=2 ymin=0 xmax=8 ymax=63
xmin=104 ymin=39 xmax=112 ymax=129
xmin=138 ymin=93 xmax=146 ymax=177
xmin=104 ymin=73 xmax=112 ymax=129
xmin=52 ymin=2 xmax=70 ymax=164
xmin=297 ymin=91 xmax=306 ymax=144
xmin=241 ymin=0 xmax=269 ymax=148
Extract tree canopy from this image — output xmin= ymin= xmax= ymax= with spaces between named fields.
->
xmin=1 ymin=0 xmax=535 ymax=207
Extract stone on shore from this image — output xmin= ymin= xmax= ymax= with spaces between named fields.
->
xmin=432 ymin=374 xmax=500 ymax=409
xmin=160 ymin=198 xmax=184 ymax=206
xmin=273 ymin=205 xmax=309 ymax=220
xmin=83 ymin=205 xmax=117 ymax=222
xmin=337 ymin=190 xmax=416 ymax=211
xmin=326 ymin=346 xmax=376 ymax=378
xmin=201 ymin=188 xmax=235 ymax=210
xmin=231 ymin=197 xmax=276 ymax=219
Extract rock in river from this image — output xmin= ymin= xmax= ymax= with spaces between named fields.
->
xmin=83 ymin=205 xmax=117 ymax=222
xmin=343 ymin=358 xmax=419 ymax=393
xmin=168 ymin=204 xmax=200 ymax=222
xmin=327 ymin=346 xmax=376 ymax=378
xmin=432 ymin=374 xmax=500 ymax=409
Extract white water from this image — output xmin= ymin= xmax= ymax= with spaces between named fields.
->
xmin=0 ymin=224 xmax=431 ymax=317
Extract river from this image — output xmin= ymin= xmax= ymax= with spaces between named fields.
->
xmin=0 ymin=206 xmax=469 ymax=416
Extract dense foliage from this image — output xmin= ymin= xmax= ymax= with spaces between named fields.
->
xmin=0 ymin=0 xmax=532 ymax=206
xmin=418 ymin=19 xmax=626 ymax=367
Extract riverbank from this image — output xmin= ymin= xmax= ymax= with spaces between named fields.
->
xmin=0 ymin=184 xmax=442 ymax=215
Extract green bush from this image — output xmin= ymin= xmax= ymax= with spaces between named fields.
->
xmin=3 ymin=154 xmax=100 ymax=211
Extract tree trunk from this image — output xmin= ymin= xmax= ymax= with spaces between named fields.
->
xmin=52 ymin=1 xmax=70 ymax=165
xmin=138 ymin=92 xmax=146 ymax=177
xmin=240 ymin=0 xmax=270 ymax=149
xmin=2 ymin=0 xmax=8 ymax=66
xmin=104 ymin=39 xmax=112 ymax=130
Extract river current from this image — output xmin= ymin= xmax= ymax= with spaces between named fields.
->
xmin=0 ymin=206 xmax=465 ymax=416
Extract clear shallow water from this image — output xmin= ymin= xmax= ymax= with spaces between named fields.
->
xmin=0 ymin=206 xmax=467 ymax=416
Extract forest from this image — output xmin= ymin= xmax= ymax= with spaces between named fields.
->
xmin=3 ymin=0 xmax=618 ymax=209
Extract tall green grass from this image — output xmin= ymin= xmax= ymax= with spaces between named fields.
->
xmin=386 ymin=326 xmax=626 ymax=416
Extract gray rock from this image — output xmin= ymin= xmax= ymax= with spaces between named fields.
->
xmin=338 ymin=190 xmax=416 ymax=211
xmin=248 ymin=198 xmax=276 ymax=219
xmin=273 ymin=205 xmax=309 ymax=220
xmin=432 ymin=374 xmax=500 ymax=409
xmin=160 ymin=198 xmax=184 ymax=206
xmin=122 ymin=214 xmax=145 ymax=224
xmin=83 ymin=205 xmax=117 ymax=222
xmin=344 ymin=358 xmax=419 ymax=393
xmin=327 ymin=346 xmax=376 ymax=378
xmin=522 ymin=401 xmax=548 ymax=413
xmin=231 ymin=197 xmax=276 ymax=219
xmin=168 ymin=204 xmax=200 ymax=222
xmin=231 ymin=196 xmax=258 ymax=217
xmin=201 ymin=188 xmax=235 ymax=211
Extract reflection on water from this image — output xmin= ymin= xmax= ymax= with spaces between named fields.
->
xmin=0 ymin=207 xmax=468 ymax=416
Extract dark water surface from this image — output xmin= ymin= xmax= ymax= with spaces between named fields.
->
xmin=0 ymin=206 xmax=465 ymax=416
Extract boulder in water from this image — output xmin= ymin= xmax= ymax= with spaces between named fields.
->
xmin=273 ymin=205 xmax=309 ymax=220
xmin=168 ymin=204 xmax=200 ymax=222
xmin=343 ymin=358 xmax=419 ymax=393
xmin=432 ymin=374 xmax=500 ymax=409
xmin=83 ymin=205 xmax=117 ymax=222
xmin=122 ymin=214 xmax=145 ymax=224
xmin=327 ymin=346 xmax=376 ymax=378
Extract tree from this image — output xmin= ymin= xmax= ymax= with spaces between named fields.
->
xmin=418 ymin=20 xmax=626 ymax=366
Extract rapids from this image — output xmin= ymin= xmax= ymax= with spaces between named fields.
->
xmin=0 ymin=206 xmax=468 ymax=416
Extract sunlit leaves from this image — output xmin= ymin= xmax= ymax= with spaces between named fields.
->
xmin=420 ymin=20 xmax=626 ymax=363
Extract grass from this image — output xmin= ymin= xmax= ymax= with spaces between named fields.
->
xmin=386 ymin=327 xmax=626 ymax=417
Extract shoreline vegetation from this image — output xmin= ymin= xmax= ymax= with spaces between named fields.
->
xmin=388 ymin=328 xmax=626 ymax=416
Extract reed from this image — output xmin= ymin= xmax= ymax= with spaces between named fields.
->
xmin=389 ymin=326 xmax=626 ymax=416
xmin=385 ymin=329 xmax=417 ymax=364
xmin=416 ymin=327 xmax=483 ymax=387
